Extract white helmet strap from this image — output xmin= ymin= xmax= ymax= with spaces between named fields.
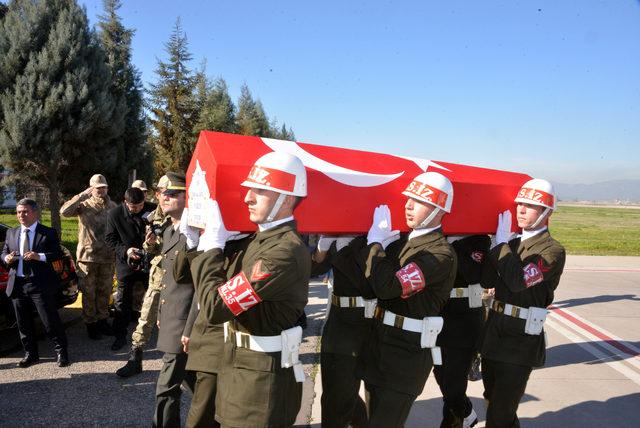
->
xmin=416 ymin=207 xmax=441 ymax=229
xmin=266 ymin=193 xmax=287 ymax=222
xmin=530 ymin=207 xmax=551 ymax=229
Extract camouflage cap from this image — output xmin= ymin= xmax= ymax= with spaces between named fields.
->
xmin=156 ymin=175 xmax=170 ymax=189
xmin=132 ymin=179 xmax=148 ymax=191
xmin=89 ymin=174 xmax=108 ymax=188
xmin=162 ymin=172 xmax=186 ymax=196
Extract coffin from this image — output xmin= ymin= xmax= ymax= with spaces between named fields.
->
xmin=186 ymin=131 xmax=529 ymax=234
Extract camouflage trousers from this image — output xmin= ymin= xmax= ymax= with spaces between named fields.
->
xmin=131 ymin=261 xmax=164 ymax=348
xmin=77 ymin=261 xmax=114 ymax=324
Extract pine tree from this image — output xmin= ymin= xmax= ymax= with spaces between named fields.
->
xmin=148 ymin=18 xmax=198 ymax=175
xmin=0 ymin=0 xmax=124 ymax=232
xmin=97 ymin=0 xmax=151 ymax=199
xmin=194 ymin=75 xmax=236 ymax=135
xmin=0 ymin=2 xmax=7 ymax=20
xmin=236 ymin=84 xmax=272 ymax=137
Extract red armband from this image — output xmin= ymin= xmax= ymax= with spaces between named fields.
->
xmin=218 ymin=271 xmax=262 ymax=315
xmin=395 ymin=262 xmax=426 ymax=299
xmin=522 ymin=262 xmax=543 ymax=288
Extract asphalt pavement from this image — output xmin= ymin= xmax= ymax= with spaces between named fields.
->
xmin=1 ymin=255 xmax=638 ymax=427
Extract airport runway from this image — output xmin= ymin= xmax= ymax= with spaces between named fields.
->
xmin=0 ymin=256 xmax=638 ymax=427
xmin=310 ymin=255 xmax=640 ymax=427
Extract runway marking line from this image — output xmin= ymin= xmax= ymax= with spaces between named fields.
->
xmin=549 ymin=305 xmax=640 ymax=358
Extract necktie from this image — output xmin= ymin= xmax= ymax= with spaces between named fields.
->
xmin=22 ymin=229 xmax=31 ymax=278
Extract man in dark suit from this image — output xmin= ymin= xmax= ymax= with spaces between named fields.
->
xmin=151 ymin=172 xmax=198 ymax=427
xmin=105 ymin=187 xmax=156 ymax=351
xmin=1 ymin=198 xmax=69 ymax=368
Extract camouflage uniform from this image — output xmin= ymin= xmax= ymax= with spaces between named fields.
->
xmin=60 ymin=192 xmax=116 ymax=325
xmin=131 ymin=205 xmax=171 ymax=348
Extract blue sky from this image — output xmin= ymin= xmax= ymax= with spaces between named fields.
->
xmin=80 ymin=0 xmax=640 ymax=184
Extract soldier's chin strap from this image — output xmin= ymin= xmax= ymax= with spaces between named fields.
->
xmin=416 ymin=207 xmax=440 ymax=229
xmin=531 ymin=207 xmax=551 ymax=229
xmin=266 ymin=193 xmax=287 ymax=222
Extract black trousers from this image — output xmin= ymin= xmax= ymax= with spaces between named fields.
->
xmin=321 ymin=352 xmax=367 ymax=428
xmin=11 ymin=278 xmax=67 ymax=355
xmin=481 ymin=357 xmax=532 ymax=428
xmin=433 ymin=345 xmax=476 ymax=427
xmin=153 ymin=352 xmax=196 ymax=428
xmin=364 ymin=382 xmax=417 ymax=428
xmin=186 ymin=371 xmax=220 ymax=428
xmin=112 ymin=272 xmax=147 ymax=339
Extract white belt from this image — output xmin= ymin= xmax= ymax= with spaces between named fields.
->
xmin=223 ymin=323 xmax=305 ymax=381
xmin=376 ymin=308 xmax=444 ymax=365
xmin=450 ymin=287 xmax=470 ymax=298
xmin=381 ymin=310 xmax=423 ymax=333
xmin=332 ymin=294 xmax=377 ymax=318
xmin=223 ymin=322 xmax=282 ymax=352
xmin=491 ymin=300 xmax=529 ymax=319
xmin=333 ymin=295 xmax=366 ymax=308
xmin=235 ymin=332 xmax=282 ymax=352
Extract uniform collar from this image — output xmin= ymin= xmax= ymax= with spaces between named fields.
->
xmin=255 ymin=219 xmax=297 ymax=242
xmin=408 ymin=225 xmax=442 ymax=241
xmin=520 ymin=226 xmax=548 ymax=242
xmin=258 ymin=215 xmax=294 ymax=232
xmin=406 ymin=227 xmax=443 ymax=247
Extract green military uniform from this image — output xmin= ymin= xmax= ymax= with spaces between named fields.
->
xmin=153 ymin=224 xmax=199 ymax=427
xmin=60 ymin=192 xmax=116 ymax=333
xmin=182 ymin=237 xmax=250 ymax=428
xmin=433 ymin=234 xmax=490 ymax=427
xmin=131 ymin=205 xmax=171 ymax=348
xmin=311 ymin=236 xmax=372 ymax=428
xmin=480 ymin=229 xmax=565 ymax=428
xmin=358 ymin=229 xmax=456 ymax=428
xmin=190 ymin=220 xmax=310 ymax=428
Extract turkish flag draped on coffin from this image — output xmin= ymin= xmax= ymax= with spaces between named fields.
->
xmin=186 ymin=131 xmax=530 ymax=234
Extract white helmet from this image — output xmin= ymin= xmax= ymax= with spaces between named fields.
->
xmin=402 ymin=172 xmax=454 ymax=213
xmin=514 ymin=178 xmax=556 ymax=210
xmin=241 ymin=151 xmax=307 ymax=197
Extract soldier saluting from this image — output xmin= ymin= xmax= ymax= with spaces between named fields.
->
xmin=480 ymin=178 xmax=566 ymax=428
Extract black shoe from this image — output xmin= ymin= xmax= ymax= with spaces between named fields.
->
xmin=111 ymin=336 xmax=127 ymax=351
xmin=56 ymin=350 xmax=70 ymax=367
xmin=86 ymin=323 xmax=102 ymax=340
xmin=97 ymin=319 xmax=114 ymax=336
xmin=17 ymin=353 xmax=39 ymax=368
xmin=115 ymin=346 xmax=143 ymax=378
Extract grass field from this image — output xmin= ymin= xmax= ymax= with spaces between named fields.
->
xmin=0 ymin=210 xmax=79 ymax=253
xmin=550 ymin=205 xmax=640 ymax=256
xmin=1 ymin=205 xmax=639 ymax=256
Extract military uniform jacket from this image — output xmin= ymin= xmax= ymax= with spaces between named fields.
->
xmin=480 ymin=230 xmax=565 ymax=367
xmin=181 ymin=237 xmax=249 ymax=374
xmin=156 ymin=225 xmax=199 ymax=354
xmin=359 ymin=229 xmax=457 ymax=396
xmin=437 ymin=235 xmax=491 ymax=349
xmin=312 ymin=235 xmax=374 ymax=357
xmin=190 ymin=220 xmax=311 ymax=428
xmin=143 ymin=207 xmax=172 ymax=291
xmin=60 ymin=193 xmax=116 ymax=263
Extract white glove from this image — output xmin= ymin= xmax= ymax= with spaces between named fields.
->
xmin=367 ymin=205 xmax=400 ymax=249
xmin=179 ymin=207 xmax=200 ymax=250
xmin=317 ymin=235 xmax=337 ymax=252
xmin=336 ymin=236 xmax=355 ymax=251
xmin=494 ymin=210 xmax=514 ymax=246
xmin=197 ymin=199 xmax=240 ymax=251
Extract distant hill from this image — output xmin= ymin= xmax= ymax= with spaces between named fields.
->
xmin=553 ymin=179 xmax=640 ymax=203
